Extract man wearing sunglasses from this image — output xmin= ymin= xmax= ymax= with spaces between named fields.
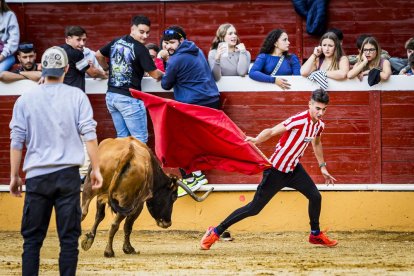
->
xmin=161 ymin=26 xmax=220 ymax=196
xmin=0 ymin=42 xmax=41 ymax=83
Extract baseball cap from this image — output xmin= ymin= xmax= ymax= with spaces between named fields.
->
xmin=41 ymin=46 xmax=68 ymax=77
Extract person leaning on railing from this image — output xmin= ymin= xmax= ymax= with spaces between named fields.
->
xmin=248 ymin=29 xmax=301 ymax=90
xmin=0 ymin=0 xmax=19 ymax=72
xmin=347 ymin=36 xmax=391 ymax=85
xmin=208 ymin=23 xmax=251 ymax=81
xmin=301 ymin=32 xmax=349 ymax=80
xmin=0 ymin=42 xmax=41 ymax=83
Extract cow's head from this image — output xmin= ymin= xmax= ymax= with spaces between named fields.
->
xmin=146 ymin=173 xmax=214 ymax=229
xmin=146 ymin=175 xmax=178 ymax=228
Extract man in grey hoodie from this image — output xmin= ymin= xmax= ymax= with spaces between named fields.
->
xmin=9 ymin=46 xmax=102 ymax=276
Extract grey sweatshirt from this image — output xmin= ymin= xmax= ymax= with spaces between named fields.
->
xmin=208 ymin=49 xmax=251 ymax=81
xmin=10 ymin=83 xmax=97 ymax=178
xmin=0 ymin=11 xmax=20 ymax=58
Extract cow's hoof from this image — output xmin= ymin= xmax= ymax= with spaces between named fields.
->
xmin=104 ymin=250 xmax=115 ymax=258
xmin=81 ymin=233 xmax=95 ymax=251
xmin=123 ymin=245 xmax=140 ymax=255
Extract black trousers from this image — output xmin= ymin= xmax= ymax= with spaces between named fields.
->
xmin=216 ymin=164 xmax=322 ymax=235
xmin=21 ymin=166 xmax=81 ymax=276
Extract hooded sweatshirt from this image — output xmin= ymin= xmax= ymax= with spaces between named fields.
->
xmin=0 ymin=10 xmax=19 ymax=58
xmin=10 ymin=83 xmax=97 ymax=178
xmin=161 ymin=40 xmax=219 ymax=105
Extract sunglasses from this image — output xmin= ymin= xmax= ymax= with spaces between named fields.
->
xmin=164 ymin=29 xmax=183 ymax=38
xmin=18 ymin=43 xmax=34 ymax=51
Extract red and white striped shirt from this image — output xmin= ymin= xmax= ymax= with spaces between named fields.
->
xmin=269 ymin=110 xmax=324 ymax=173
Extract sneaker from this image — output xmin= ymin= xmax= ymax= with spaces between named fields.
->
xmin=200 ymin=226 xmax=219 ymax=250
xmin=193 ymin=172 xmax=208 ymax=186
xmin=177 ymin=172 xmax=209 ymax=197
xmin=309 ymin=231 xmax=338 ymax=247
xmin=177 ymin=177 xmax=201 ymax=197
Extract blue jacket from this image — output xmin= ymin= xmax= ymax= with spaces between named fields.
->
xmin=249 ymin=53 xmax=301 ymax=83
xmin=161 ymin=40 xmax=220 ymax=105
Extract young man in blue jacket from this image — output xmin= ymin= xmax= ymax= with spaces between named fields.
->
xmin=161 ymin=26 xmax=220 ymax=196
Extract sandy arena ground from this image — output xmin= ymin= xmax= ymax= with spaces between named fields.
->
xmin=1 ymin=230 xmax=413 ymax=275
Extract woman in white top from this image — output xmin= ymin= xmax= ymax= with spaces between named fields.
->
xmin=208 ymin=23 xmax=251 ymax=81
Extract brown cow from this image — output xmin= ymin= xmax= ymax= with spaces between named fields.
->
xmin=80 ymin=137 xmax=212 ymax=257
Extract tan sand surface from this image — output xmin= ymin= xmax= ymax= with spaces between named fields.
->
xmin=1 ymin=230 xmax=413 ymax=275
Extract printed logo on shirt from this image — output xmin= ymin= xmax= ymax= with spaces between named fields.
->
xmin=304 ymin=137 xmax=314 ymax=142
xmin=109 ymin=40 xmax=136 ymax=87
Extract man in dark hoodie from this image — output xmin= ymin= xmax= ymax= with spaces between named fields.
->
xmin=161 ymin=25 xmax=220 ymax=197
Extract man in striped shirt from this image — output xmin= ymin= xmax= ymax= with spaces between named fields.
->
xmin=200 ymin=89 xmax=338 ymax=249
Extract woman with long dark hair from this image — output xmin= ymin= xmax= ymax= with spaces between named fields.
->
xmin=248 ymin=29 xmax=300 ymax=90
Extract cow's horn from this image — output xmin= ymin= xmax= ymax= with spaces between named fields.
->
xmin=176 ymin=180 xmax=214 ymax=202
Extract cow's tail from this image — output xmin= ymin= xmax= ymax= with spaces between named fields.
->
xmin=108 ymin=142 xmax=135 ymax=216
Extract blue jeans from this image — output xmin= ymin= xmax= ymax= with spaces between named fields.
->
xmin=22 ymin=167 xmax=81 ymax=276
xmin=105 ymin=92 xmax=148 ymax=143
xmin=0 ymin=55 xmax=15 ymax=72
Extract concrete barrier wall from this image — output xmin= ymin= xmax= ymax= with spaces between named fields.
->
xmin=1 ymin=76 xmax=413 ymax=187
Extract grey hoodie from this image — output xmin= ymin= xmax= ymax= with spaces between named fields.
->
xmin=10 ymin=83 xmax=97 ymax=178
xmin=0 ymin=10 xmax=19 ymax=58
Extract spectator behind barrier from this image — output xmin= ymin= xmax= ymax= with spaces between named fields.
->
xmin=389 ymin=37 xmax=414 ymax=75
xmin=95 ymin=15 xmax=163 ymax=144
xmin=404 ymin=53 xmax=414 ymax=75
xmin=249 ymin=29 xmax=301 ymax=90
xmin=0 ymin=42 xmax=41 ymax=83
xmin=61 ymin=26 xmax=107 ymax=92
xmin=0 ymin=0 xmax=19 ymax=72
xmin=157 ymin=38 xmax=169 ymax=69
xmin=301 ymin=32 xmax=349 ymax=89
xmin=347 ymin=36 xmax=391 ymax=84
xmin=146 ymin=42 xmax=165 ymax=72
xmin=161 ymin=25 xmax=220 ymax=197
xmin=208 ymin=23 xmax=251 ymax=81
xmin=326 ymin=28 xmax=343 ymax=45
xmin=348 ymin=34 xmax=390 ymax=66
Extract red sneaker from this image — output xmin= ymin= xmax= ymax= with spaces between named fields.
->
xmin=309 ymin=231 xmax=338 ymax=247
xmin=200 ymin=226 xmax=219 ymax=250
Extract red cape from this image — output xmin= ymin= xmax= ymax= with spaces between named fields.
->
xmin=130 ymin=89 xmax=271 ymax=175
